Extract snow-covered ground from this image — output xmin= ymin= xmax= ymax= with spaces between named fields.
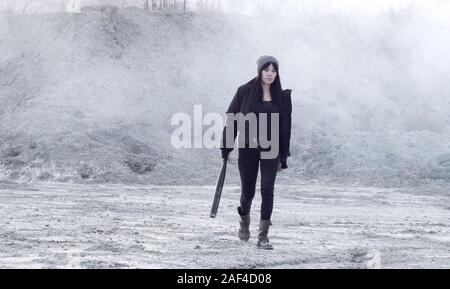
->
xmin=0 ymin=181 xmax=448 ymax=268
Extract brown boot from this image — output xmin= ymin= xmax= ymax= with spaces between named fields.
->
xmin=257 ymin=220 xmax=273 ymax=250
xmin=237 ymin=207 xmax=250 ymax=241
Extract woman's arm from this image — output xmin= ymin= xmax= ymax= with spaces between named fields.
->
xmin=220 ymin=86 xmax=243 ymax=159
xmin=280 ymin=89 xmax=292 ymax=168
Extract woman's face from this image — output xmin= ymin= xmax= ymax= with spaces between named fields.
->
xmin=261 ymin=63 xmax=277 ymax=86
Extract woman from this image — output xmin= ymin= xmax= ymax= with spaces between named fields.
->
xmin=220 ymin=55 xmax=292 ymax=250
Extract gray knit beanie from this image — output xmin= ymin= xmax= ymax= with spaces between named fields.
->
xmin=256 ymin=54 xmax=279 ymax=73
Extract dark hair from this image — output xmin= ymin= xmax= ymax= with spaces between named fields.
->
xmin=253 ymin=62 xmax=283 ymax=104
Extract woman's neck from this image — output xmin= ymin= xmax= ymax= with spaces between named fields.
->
xmin=261 ymin=82 xmax=271 ymax=92
xmin=261 ymin=83 xmax=272 ymax=101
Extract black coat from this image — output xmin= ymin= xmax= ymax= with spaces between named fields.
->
xmin=221 ymin=78 xmax=292 ymax=167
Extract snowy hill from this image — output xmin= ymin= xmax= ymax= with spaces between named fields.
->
xmin=1 ymin=6 xmax=450 ymax=186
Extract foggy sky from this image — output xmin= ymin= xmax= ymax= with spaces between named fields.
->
xmin=2 ymin=0 xmax=450 ymax=17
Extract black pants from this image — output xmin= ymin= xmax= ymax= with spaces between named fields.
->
xmin=238 ymin=147 xmax=280 ymax=221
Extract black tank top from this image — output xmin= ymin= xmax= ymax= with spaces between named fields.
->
xmin=255 ymin=100 xmax=280 ymax=144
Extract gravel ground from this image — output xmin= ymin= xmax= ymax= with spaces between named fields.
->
xmin=0 ymin=181 xmax=449 ymax=268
